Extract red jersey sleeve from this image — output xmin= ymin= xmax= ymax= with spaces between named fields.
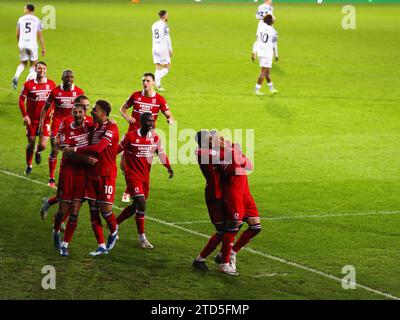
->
xmin=46 ymin=88 xmax=55 ymax=104
xmin=19 ymin=82 xmax=29 ymax=117
xmin=103 ymin=123 xmax=118 ymax=143
xmin=118 ymin=134 xmax=128 ymax=154
xmin=125 ymin=93 xmax=135 ymax=108
xmin=159 ymin=95 xmax=170 ymax=113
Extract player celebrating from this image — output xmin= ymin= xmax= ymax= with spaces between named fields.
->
xmin=39 ymin=70 xmax=84 ymax=187
xmin=67 ymin=100 xmax=119 ymax=257
xmin=52 ymin=103 xmax=96 ymax=256
xmin=119 ymin=72 xmax=174 ymax=202
xmin=116 ymin=112 xmax=173 ymax=249
xmin=192 ymin=131 xmax=225 ymax=271
xmin=152 ymin=10 xmax=172 ymax=91
xmin=218 ymin=141 xmax=261 ymax=276
xmin=252 ymin=14 xmax=278 ymax=95
xmin=256 ymin=0 xmax=274 ymax=20
xmin=40 ymin=95 xmax=91 ymax=220
xmin=12 ymin=4 xmax=46 ymax=90
xmin=19 ymin=61 xmax=55 ymax=174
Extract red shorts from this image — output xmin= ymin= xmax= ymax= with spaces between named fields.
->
xmin=85 ymin=175 xmax=116 ymax=204
xmin=57 ymin=171 xmax=85 ymax=202
xmin=26 ymin=121 xmax=50 ymax=138
xmin=51 ymin=117 xmax=63 ymax=138
xmin=205 ymin=198 xmax=224 ymax=225
xmin=125 ymin=175 xmax=150 ymax=199
xmin=223 ymin=192 xmax=259 ymax=222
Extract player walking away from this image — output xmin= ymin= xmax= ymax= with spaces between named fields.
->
xmin=19 ymin=61 xmax=55 ymax=175
xmin=39 ymin=70 xmax=84 ymax=188
xmin=52 ymin=103 xmax=96 ymax=255
xmin=256 ymin=0 xmax=274 ymax=21
xmin=66 ymin=100 xmax=119 ymax=256
xmin=152 ymin=10 xmax=172 ymax=91
xmin=217 ymin=141 xmax=261 ymax=276
xmin=116 ymin=112 xmax=173 ymax=249
xmin=252 ymin=14 xmax=278 ymax=95
xmin=12 ymin=4 xmax=46 ymax=90
xmin=119 ymin=73 xmax=174 ymax=202
xmin=192 ymin=131 xmax=225 ymax=272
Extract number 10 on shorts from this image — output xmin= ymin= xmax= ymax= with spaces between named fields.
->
xmin=104 ymin=185 xmax=113 ymax=195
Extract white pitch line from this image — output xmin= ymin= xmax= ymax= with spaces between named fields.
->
xmin=171 ymin=210 xmax=400 ymax=225
xmin=1 ymin=168 xmax=399 ymax=300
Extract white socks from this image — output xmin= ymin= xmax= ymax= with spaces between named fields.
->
xmin=139 ymin=233 xmax=147 ymax=242
xmin=26 ymin=66 xmax=37 ymax=82
xmin=14 ymin=63 xmax=26 ymax=80
xmin=268 ymin=82 xmax=274 ymax=91
xmin=155 ymin=68 xmax=169 ymax=87
xmin=255 ymin=84 xmax=262 ymax=91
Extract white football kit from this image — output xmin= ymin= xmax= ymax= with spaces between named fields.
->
xmin=254 ymin=21 xmax=278 ymax=68
xmin=152 ymin=20 xmax=172 ymax=65
xmin=17 ymin=14 xmax=42 ymax=61
xmin=256 ymin=3 xmax=274 ymax=20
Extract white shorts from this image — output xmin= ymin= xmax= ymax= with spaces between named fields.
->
xmin=153 ymin=49 xmax=171 ymax=65
xmin=258 ymin=55 xmax=273 ymax=69
xmin=19 ymin=47 xmax=38 ymax=62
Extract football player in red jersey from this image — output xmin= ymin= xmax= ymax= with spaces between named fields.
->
xmin=119 ymin=73 xmax=174 ymax=203
xmin=18 ymin=61 xmax=55 ymax=174
xmin=192 ymin=130 xmax=225 ymax=271
xmin=40 ymin=95 xmax=92 ymax=221
xmin=39 ymin=70 xmax=84 ymax=188
xmin=51 ymin=102 xmax=96 ymax=256
xmin=217 ymin=139 xmax=261 ymax=276
xmin=116 ymin=112 xmax=173 ymax=249
xmin=66 ymin=100 xmax=119 ymax=256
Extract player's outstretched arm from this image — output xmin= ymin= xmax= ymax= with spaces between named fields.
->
xmin=120 ymin=102 xmax=135 ymax=125
xmin=38 ymin=30 xmax=46 ymax=56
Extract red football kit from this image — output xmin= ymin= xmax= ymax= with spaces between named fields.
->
xmin=125 ymin=91 xmax=169 ymax=131
xmin=195 ymin=148 xmax=224 ymax=225
xmin=56 ymin=119 xmax=93 ymax=202
xmin=19 ymin=78 xmax=56 ymax=137
xmin=46 ymin=84 xmax=84 ymax=138
xmin=220 ymin=147 xmax=258 ymax=222
xmin=76 ymin=121 xmax=119 ymax=204
xmin=118 ymin=129 xmax=171 ymax=199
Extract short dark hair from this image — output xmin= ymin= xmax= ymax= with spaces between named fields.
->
xmin=74 ymin=95 xmax=89 ymax=104
xmin=263 ymin=14 xmax=273 ymax=25
xmin=95 ymin=100 xmax=111 ymax=116
xmin=195 ymin=130 xmax=211 ymax=148
xmin=159 ymin=10 xmax=167 ymax=18
xmin=143 ymin=72 xmax=155 ymax=81
xmin=36 ymin=61 xmax=46 ymax=67
xmin=26 ymin=4 xmax=35 ymax=12
xmin=140 ymin=112 xmax=153 ymax=123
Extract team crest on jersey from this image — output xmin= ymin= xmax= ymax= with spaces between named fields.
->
xmin=33 ymin=86 xmax=36 ymax=90
xmin=73 ymin=92 xmax=77 ymax=96
xmin=234 ymin=213 xmax=239 ymax=220
xmin=135 ymin=187 xmax=139 ymax=193
xmin=150 ymin=138 xmax=154 ymax=144
xmin=152 ymin=99 xmax=156 ymax=104
xmin=58 ymin=92 xmax=61 ymax=96
xmin=138 ymin=97 xmax=142 ymax=101
xmin=136 ymin=139 xmax=140 ymax=143
xmin=46 ymin=85 xmax=49 ymax=89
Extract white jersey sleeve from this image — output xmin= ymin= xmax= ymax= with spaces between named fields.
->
xmin=17 ymin=15 xmax=42 ymax=50
xmin=256 ymin=4 xmax=274 ymax=20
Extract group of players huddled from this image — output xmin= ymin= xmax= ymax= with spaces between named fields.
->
xmin=15 ymin=1 xmax=278 ymax=275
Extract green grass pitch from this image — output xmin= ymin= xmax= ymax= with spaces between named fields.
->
xmin=0 ymin=0 xmax=399 ymax=300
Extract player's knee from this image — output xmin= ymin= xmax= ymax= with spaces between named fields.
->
xmin=214 ymin=222 xmax=224 ymax=235
xmin=101 ymin=210 xmax=113 ymax=219
xmin=135 ymin=197 xmax=146 ymax=211
xmin=224 ymin=220 xmax=240 ymax=232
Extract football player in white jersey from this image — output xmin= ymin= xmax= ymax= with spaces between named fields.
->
xmin=252 ymin=14 xmax=278 ymax=95
xmin=12 ymin=4 xmax=46 ymax=90
xmin=151 ymin=10 xmax=172 ymax=91
xmin=256 ymin=0 xmax=274 ymax=21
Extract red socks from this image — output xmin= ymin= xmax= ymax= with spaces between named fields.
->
xmin=200 ymin=233 xmax=223 ymax=259
xmin=90 ymin=207 xmax=105 ymax=244
xmin=232 ymin=227 xmax=261 ymax=253
xmin=116 ymin=205 xmax=135 ymax=225
xmin=135 ymin=211 xmax=145 ymax=235
xmin=48 ymin=156 xmax=57 ymax=180
xmin=63 ymin=215 xmax=78 ymax=243
xmin=221 ymin=231 xmax=236 ymax=264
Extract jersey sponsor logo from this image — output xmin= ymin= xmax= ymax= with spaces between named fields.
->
xmin=105 ymin=130 xmax=114 ymax=138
